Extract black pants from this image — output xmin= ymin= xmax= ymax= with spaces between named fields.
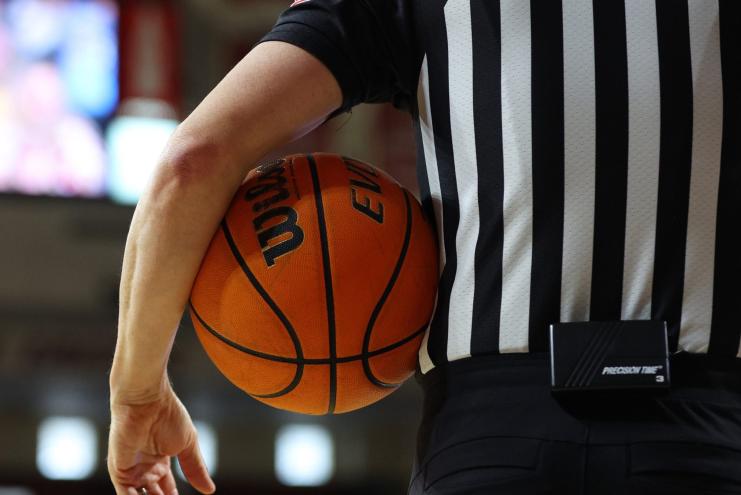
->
xmin=408 ymin=353 xmax=741 ymax=495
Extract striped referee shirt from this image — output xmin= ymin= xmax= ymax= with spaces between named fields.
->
xmin=262 ymin=0 xmax=741 ymax=373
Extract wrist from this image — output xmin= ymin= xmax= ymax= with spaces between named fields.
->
xmin=109 ymin=366 xmax=171 ymax=406
xmin=109 ymin=327 xmax=177 ymax=405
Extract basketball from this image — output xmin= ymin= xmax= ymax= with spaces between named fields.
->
xmin=189 ymin=153 xmax=438 ymax=414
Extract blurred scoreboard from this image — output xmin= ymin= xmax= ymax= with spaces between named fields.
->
xmin=0 ymin=0 xmax=118 ymax=198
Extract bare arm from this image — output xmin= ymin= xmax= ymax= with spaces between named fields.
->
xmin=111 ymin=41 xmax=341 ymax=399
xmin=108 ymin=41 xmax=341 ymax=495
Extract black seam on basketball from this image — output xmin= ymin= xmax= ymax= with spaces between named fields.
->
xmin=307 ymin=154 xmax=338 ymax=414
xmin=362 ymin=188 xmax=414 ymax=389
xmin=220 ymin=220 xmax=304 ymax=399
xmin=191 ymin=301 xmax=426 ymax=366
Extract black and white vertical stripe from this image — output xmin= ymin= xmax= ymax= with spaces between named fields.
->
xmin=414 ymin=0 xmax=741 ymax=373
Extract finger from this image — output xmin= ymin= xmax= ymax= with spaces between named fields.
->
xmin=147 ymin=484 xmax=166 ymax=495
xmin=178 ymin=437 xmax=215 ymax=494
xmin=109 ymin=470 xmax=144 ymax=495
xmin=159 ymin=470 xmax=178 ymax=495
xmin=111 ymin=483 xmax=138 ymax=495
xmin=109 ymin=468 xmax=132 ymax=495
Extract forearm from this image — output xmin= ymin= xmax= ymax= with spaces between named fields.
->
xmin=108 ymin=41 xmax=342 ymax=403
xmin=109 ymin=143 xmax=248 ymax=402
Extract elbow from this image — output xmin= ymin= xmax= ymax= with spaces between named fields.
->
xmin=156 ymin=129 xmax=229 ymax=188
xmin=130 ymin=129 xmax=236 ymax=232
xmin=144 ymin=127 xmax=246 ymax=208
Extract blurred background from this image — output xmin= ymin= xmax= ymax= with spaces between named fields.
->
xmin=0 ymin=0 xmax=422 ymax=493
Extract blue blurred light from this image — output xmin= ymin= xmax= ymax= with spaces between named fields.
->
xmin=6 ymin=0 xmax=65 ymax=59
xmin=59 ymin=1 xmax=119 ymax=118
xmin=275 ymin=424 xmax=335 ymax=487
xmin=106 ymin=115 xmax=179 ymax=205
xmin=36 ymin=417 xmax=98 ymax=480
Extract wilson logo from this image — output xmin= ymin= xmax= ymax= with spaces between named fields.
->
xmin=245 ymin=161 xmax=304 ymax=267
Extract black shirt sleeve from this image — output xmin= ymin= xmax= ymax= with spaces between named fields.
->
xmin=259 ymin=0 xmax=419 ymax=115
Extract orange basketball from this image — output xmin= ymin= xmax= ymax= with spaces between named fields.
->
xmin=189 ymin=153 xmax=438 ymax=414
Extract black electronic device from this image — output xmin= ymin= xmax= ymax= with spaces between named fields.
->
xmin=549 ymin=320 xmax=670 ymax=392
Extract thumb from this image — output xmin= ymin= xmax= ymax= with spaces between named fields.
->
xmin=178 ymin=435 xmax=216 ymax=494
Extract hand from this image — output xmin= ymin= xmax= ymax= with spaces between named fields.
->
xmin=108 ymin=384 xmax=216 ymax=495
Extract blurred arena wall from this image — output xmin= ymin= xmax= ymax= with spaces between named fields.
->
xmin=0 ymin=0 xmax=421 ymax=493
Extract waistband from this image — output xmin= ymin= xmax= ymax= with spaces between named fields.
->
xmin=415 ymin=352 xmax=741 ymax=447
xmin=418 ymin=351 xmax=741 ymax=394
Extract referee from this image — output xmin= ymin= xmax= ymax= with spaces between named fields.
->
xmin=107 ymin=1 xmax=741 ymax=494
